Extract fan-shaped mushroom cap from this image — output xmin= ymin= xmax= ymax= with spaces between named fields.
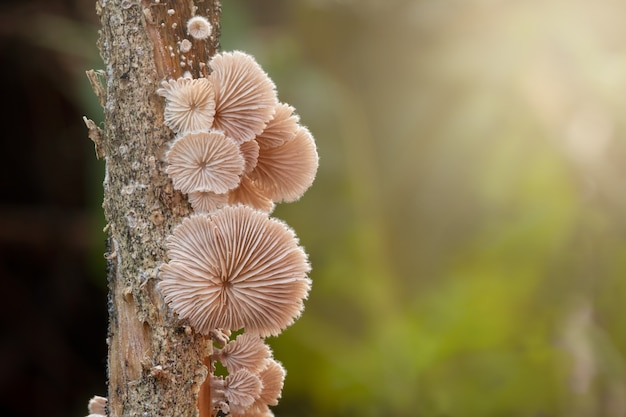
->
xmin=228 ymin=176 xmax=274 ymax=213
xmin=87 ymin=396 xmax=107 ymax=415
xmin=250 ymin=126 xmax=319 ymax=203
xmin=209 ymin=51 xmax=278 ymax=144
xmin=229 ymin=360 xmax=286 ymax=416
xmin=255 ymin=103 xmax=300 ymax=150
xmin=224 ymin=369 xmax=262 ymax=411
xmin=252 ymin=359 xmax=285 ymax=411
xmin=166 ymin=131 xmax=245 ymax=194
xmin=187 ymin=15 xmax=212 ymax=40
xmin=158 ymin=205 xmax=311 ymax=337
xmin=157 ymin=77 xmax=215 ymax=134
xmin=188 ymin=190 xmax=229 ymax=214
xmin=217 ymin=332 xmax=271 ymax=374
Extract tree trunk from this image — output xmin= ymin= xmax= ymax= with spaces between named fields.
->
xmin=88 ymin=1 xmax=221 ymax=416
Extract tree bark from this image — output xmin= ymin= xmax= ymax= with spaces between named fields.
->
xmin=88 ymin=1 xmax=221 ymax=416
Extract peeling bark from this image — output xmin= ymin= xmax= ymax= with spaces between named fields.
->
xmin=90 ymin=1 xmax=222 ymax=416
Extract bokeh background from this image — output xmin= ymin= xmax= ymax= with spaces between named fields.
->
xmin=2 ymin=0 xmax=626 ymax=416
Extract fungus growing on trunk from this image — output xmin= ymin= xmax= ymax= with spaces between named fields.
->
xmin=151 ymin=39 xmax=318 ymax=417
xmin=210 ymin=368 xmax=263 ymax=414
xmin=250 ymin=359 xmax=286 ymax=412
xmin=209 ymin=51 xmax=278 ymax=143
xmin=255 ymin=103 xmax=300 ymax=150
xmin=85 ymin=3 xmax=319 ymax=416
xmin=157 ymin=77 xmax=216 ymax=134
xmin=224 ymin=104 xmax=319 ymax=212
xmin=158 ymin=205 xmax=311 ymax=337
xmin=165 ymin=130 xmax=245 ymax=194
xmin=187 ymin=15 xmax=212 ymax=40
xmin=250 ymin=125 xmax=319 ymax=203
xmin=87 ymin=395 xmax=107 ymax=417
xmin=214 ymin=332 xmax=272 ymax=374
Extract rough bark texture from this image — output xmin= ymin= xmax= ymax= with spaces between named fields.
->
xmin=91 ymin=1 xmax=221 ymax=416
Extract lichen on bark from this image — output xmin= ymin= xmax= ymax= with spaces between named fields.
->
xmin=88 ymin=1 xmax=222 ymax=416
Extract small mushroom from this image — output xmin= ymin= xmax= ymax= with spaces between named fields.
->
xmin=242 ymin=359 xmax=286 ymax=415
xmin=85 ymin=395 xmax=107 ymax=417
xmin=250 ymin=126 xmax=319 ymax=203
xmin=187 ymin=15 xmax=212 ymax=40
xmin=209 ymin=51 xmax=278 ymax=144
xmin=166 ymin=131 xmax=245 ymax=194
xmin=179 ymin=38 xmax=192 ymax=53
xmin=223 ymin=369 xmax=263 ymax=411
xmin=228 ymin=360 xmax=286 ymax=416
xmin=215 ymin=332 xmax=272 ymax=374
xmin=255 ymin=103 xmax=300 ymax=150
xmin=157 ymin=77 xmax=216 ymax=134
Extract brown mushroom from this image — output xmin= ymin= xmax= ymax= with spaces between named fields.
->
xmin=224 ymin=369 xmax=263 ymax=411
xmin=187 ymin=15 xmax=212 ymax=40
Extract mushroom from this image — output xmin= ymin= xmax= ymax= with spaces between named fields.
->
xmin=165 ymin=130 xmax=245 ymax=195
xmin=223 ymin=369 xmax=263 ymax=411
xmin=215 ymin=332 xmax=272 ymax=374
xmin=250 ymin=125 xmax=319 ymax=203
xmin=179 ymin=38 xmax=192 ymax=53
xmin=208 ymin=51 xmax=278 ymax=144
xmin=241 ymin=359 xmax=286 ymax=415
xmin=85 ymin=395 xmax=107 ymax=417
xmin=158 ymin=205 xmax=311 ymax=337
xmin=186 ymin=15 xmax=212 ymax=40
xmin=187 ymin=190 xmax=229 ymax=214
xmin=255 ymin=103 xmax=300 ymax=150
xmin=157 ymin=77 xmax=215 ymax=134
xmin=209 ymin=368 xmax=262 ymax=414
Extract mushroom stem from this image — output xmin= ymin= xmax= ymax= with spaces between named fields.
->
xmin=198 ymin=356 xmax=213 ymax=417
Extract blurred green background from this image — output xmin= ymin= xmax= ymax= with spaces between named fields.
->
xmin=2 ymin=0 xmax=626 ymax=416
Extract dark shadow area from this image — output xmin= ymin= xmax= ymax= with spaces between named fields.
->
xmin=0 ymin=2 xmax=107 ymax=417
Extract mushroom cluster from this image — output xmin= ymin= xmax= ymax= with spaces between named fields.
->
xmin=85 ymin=10 xmax=318 ymax=417
xmin=156 ymin=49 xmax=318 ymax=416
xmin=157 ymin=51 xmax=319 ymax=214
xmin=209 ymin=331 xmax=287 ymax=416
